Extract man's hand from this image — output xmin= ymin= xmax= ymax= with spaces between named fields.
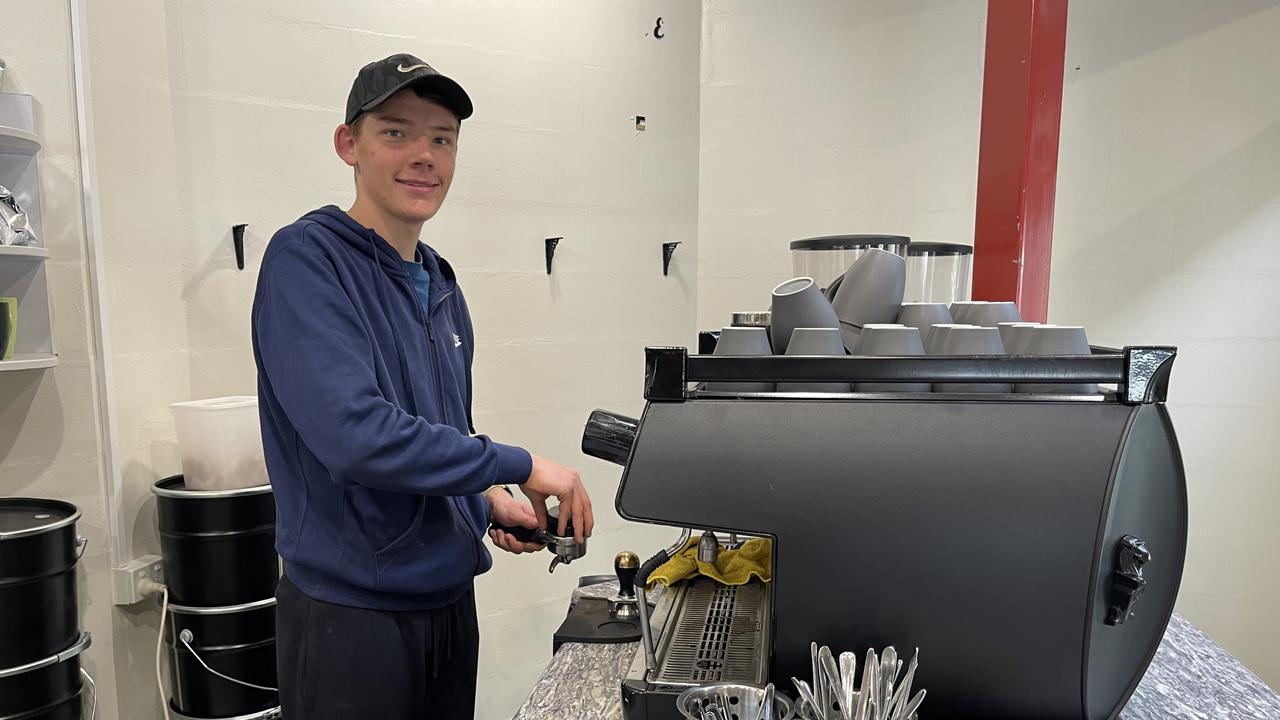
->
xmin=521 ymin=454 xmax=594 ymax=544
xmin=485 ymin=488 xmax=545 ymax=555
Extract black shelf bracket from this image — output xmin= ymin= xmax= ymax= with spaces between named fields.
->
xmin=662 ymin=241 xmax=680 ymax=276
xmin=232 ymin=224 xmax=247 ymax=271
xmin=545 ymin=237 xmax=562 ymax=275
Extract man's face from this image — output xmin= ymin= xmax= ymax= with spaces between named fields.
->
xmin=337 ymin=90 xmax=460 ymax=225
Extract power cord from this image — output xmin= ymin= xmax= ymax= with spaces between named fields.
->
xmin=138 ymin=580 xmax=171 ymax=720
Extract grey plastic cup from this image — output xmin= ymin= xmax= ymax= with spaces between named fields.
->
xmin=934 ymin=325 xmax=1012 ymax=393
xmin=966 ymin=301 xmax=1022 ymax=327
xmin=896 ymin=302 xmax=953 ymax=347
xmin=778 ymin=327 xmax=851 ymax=393
xmin=1014 ymin=325 xmax=1098 ymax=395
xmin=924 ymin=323 xmax=977 ymax=355
xmin=707 ymin=326 xmax=774 ymax=392
xmin=853 ymin=324 xmax=930 ymax=393
xmin=770 ymin=277 xmax=841 ymax=354
xmin=998 ymin=322 xmax=1044 ymax=355
xmin=830 ymin=249 xmax=906 ymax=334
xmin=948 ymin=301 xmax=987 ymax=324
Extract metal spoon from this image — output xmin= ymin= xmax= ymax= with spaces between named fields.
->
xmin=898 ymin=689 xmax=926 ymax=720
xmin=839 ymin=651 xmax=857 ymax=719
xmin=819 ymin=645 xmax=841 ymax=716
xmin=887 ymin=650 xmax=918 ymax=718
xmin=879 ymin=647 xmax=897 ymax=720
xmin=793 ymin=677 xmax=819 ymax=718
xmin=759 ymin=682 xmax=775 ymax=720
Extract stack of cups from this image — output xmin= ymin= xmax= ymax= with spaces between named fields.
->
xmin=779 ymin=327 xmax=850 ymax=393
xmin=708 ymin=325 xmax=774 ymax=392
xmin=0 ymin=499 xmax=91 ymax=720
xmin=853 ymin=324 xmax=930 ymax=393
xmin=153 ymin=476 xmax=282 ymax=720
xmin=896 ymin=302 xmax=953 ymax=351
xmin=1012 ymin=325 xmax=1098 ymax=395
xmin=929 ymin=325 xmax=1012 ymax=393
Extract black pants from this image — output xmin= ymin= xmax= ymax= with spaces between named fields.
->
xmin=276 ymin=574 xmax=479 ymax=719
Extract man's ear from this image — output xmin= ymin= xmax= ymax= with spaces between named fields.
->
xmin=334 ymin=124 xmax=358 ymax=168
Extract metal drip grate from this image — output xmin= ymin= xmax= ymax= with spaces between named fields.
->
xmin=655 ymin=579 xmax=767 ymax=684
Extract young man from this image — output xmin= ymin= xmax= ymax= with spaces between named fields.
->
xmin=252 ymin=54 xmax=594 ymax=719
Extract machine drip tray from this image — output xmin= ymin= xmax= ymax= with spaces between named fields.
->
xmin=654 ymin=578 xmax=768 ymax=686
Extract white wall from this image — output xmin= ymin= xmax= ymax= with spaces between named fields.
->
xmin=0 ymin=0 xmax=121 ymax=715
xmin=82 ymin=1 xmax=701 ymax=718
xmin=1051 ymin=0 xmax=1280 ymax=686
xmin=697 ymin=0 xmax=987 ymax=329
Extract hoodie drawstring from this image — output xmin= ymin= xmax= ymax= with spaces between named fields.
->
xmin=427 ymin=602 xmax=459 ymax=679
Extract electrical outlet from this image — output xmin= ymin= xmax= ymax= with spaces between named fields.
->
xmin=110 ymin=554 xmax=164 ymax=605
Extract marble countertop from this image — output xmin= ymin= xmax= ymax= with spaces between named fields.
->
xmin=513 ymin=580 xmax=1280 ymax=720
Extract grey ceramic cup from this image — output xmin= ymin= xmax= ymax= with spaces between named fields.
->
xmin=934 ymin=325 xmax=1012 ymax=393
xmin=998 ymin=322 xmax=1045 ymax=355
xmin=948 ymin=301 xmax=986 ymax=324
xmin=896 ymin=302 xmax=953 ymax=347
xmin=924 ymin=323 xmax=977 ymax=355
xmin=1014 ymin=325 xmax=1098 ymax=395
xmin=966 ymin=301 xmax=1022 ymax=327
xmin=853 ymin=324 xmax=930 ymax=393
xmin=777 ymin=327 xmax=851 ymax=393
xmin=707 ymin=326 xmax=775 ymax=392
xmin=770 ymin=277 xmax=841 ymax=354
xmin=830 ymin=249 xmax=906 ymax=351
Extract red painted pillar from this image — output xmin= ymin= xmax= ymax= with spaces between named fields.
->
xmin=972 ymin=0 xmax=1068 ymax=323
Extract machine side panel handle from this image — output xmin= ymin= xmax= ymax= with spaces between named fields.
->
xmin=1106 ymin=535 xmax=1151 ymax=626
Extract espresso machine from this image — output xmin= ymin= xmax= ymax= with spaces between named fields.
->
xmin=581 ymin=344 xmax=1186 ymax=720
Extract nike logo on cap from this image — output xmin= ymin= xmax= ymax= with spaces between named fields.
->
xmin=397 ymin=63 xmax=430 ymax=73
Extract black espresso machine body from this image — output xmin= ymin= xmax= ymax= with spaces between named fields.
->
xmin=598 ymin=346 xmax=1185 ymax=720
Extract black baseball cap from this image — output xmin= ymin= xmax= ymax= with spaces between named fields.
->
xmin=345 ymin=53 xmax=474 ymax=125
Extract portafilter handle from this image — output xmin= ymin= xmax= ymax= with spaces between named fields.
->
xmin=489 ymin=505 xmax=586 ymax=574
xmin=581 ymin=409 xmax=639 ymax=466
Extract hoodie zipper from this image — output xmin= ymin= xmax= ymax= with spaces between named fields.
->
xmin=404 ymin=272 xmax=482 ymax=571
xmin=414 ymin=287 xmax=453 ymax=426
xmin=423 ymin=288 xmax=484 ymax=568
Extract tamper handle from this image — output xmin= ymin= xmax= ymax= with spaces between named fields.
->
xmin=615 ymin=551 xmax=639 ymax=599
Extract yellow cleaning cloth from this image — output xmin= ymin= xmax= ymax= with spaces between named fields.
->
xmin=646 ymin=536 xmax=772 ymax=590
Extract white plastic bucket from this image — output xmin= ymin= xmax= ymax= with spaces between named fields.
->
xmin=170 ymin=397 xmax=268 ymax=491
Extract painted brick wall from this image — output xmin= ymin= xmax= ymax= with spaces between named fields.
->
xmin=83 ymin=1 xmax=701 ymax=717
xmin=1051 ymin=0 xmax=1280 ymax=687
xmin=0 ymin=0 xmax=120 ymax=716
xmin=696 ymin=0 xmax=987 ymax=330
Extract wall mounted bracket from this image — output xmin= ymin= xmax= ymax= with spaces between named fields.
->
xmin=545 ymin=237 xmax=562 ymax=275
xmin=232 ymin=223 xmax=247 ymax=270
xmin=662 ymin=241 xmax=680 ymax=276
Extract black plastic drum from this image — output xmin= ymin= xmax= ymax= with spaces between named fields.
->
xmin=0 ymin=632 xmax=90 ymax=720
xmin=165 ymin=598 xmax=278 ymax=718
xmin=153 ymin=475 xmax=278 ymax=607
xmin=0 ymin=499 xmax=82 ymax=668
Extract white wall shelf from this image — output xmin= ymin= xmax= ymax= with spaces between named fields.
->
xmin=0 ymin=353 xmax=58 ymax=372
xmin=0 ymin=126 xmax=41 ymax=155
xmin=0 ymin=93 xmax=53 ymax=370
xmin=0 ymin=245 xmax=50 ymax=260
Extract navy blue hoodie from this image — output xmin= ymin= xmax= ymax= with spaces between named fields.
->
xmin=252 ymin=206 xmax=532 ymax=610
